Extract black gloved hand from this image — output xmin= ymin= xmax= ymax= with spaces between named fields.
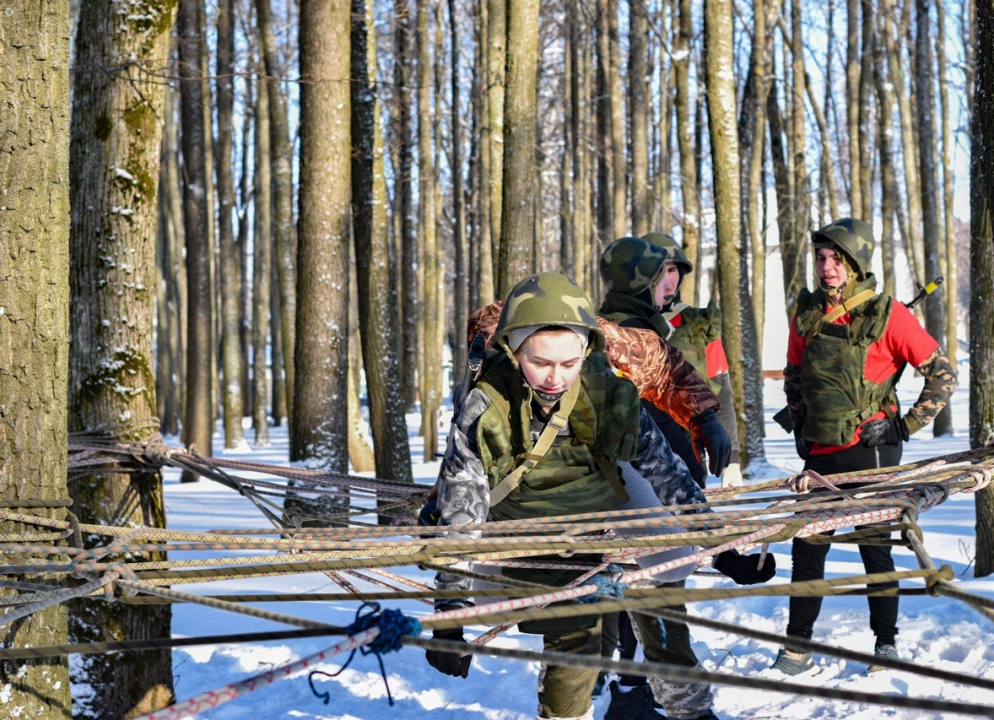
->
xmin=425 ymin=628 xmax=471 ymax=678
xmin=860 ymin=416 xmax=909 ymax=448
xmin=793 ymin=423 xmax=812 ymax=460
xmin=713 ymin=549 xmax=777 ymax=585
xmin=690 ymin=408 xmax=732 ymax=477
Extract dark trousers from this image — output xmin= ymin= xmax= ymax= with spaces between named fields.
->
xmin=785 ymin=441 xmax=902 ymax=647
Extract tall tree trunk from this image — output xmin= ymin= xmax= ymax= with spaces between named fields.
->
xmin=858 ymin=0 xmax=874 ymax=220
xmin=608 ymin=0 xmax=626 ymax=241
xmin=198 ymin=0 xmax=219 ymax=426
xmin=395 ymin=0 xmax=419 ymax=409
xmin=656 ymin=5 xmax=673 ymax=233
xmin=449 ymin=0 xmax=468 ymax=386
xmin=846 ymin=0 xmax=862 ymax=216
xmin=884 ymin=0 xmax=925 ymax=287
xmin=914 ymin=0 xmax=951 ymax=436
xmin=704 ymin=0 xmax=748 ymax=464
xmin=805 ymin=77 xmax=840 ymax=221
xmin=348 ymin=257 xmax=376 ymax=473
xmin=561 ymin=25 xmax=575 ymax=278
xmin=936 ymin=0 xmax=958 ymax=382
xmin=971 ymin=0 xmax=994 ymax=578
xmin=416 ymin=0 xmax=440 ymax=459
xmin=768 ymin=65 xmax=798 ymax=322
xmin=256 ymin=0 xmax=296 ymax=418
xmin=270 ymin=256 xmax=288 ymax=424
xmin=0 ymin=2 xmax=73 ymax=716
xmin=68 ymin=0 xmax=177 ymax=714
xmin=488 ymin=0 xmax=507 ymax=277
xmin=238 ymin=67 xmax=254 ymax=420
xmin=595 ymin=0 xmax=613 ymax=250
xmin=217 ymin=0 xmax=244 ymax=448
xmin=292 ymin=0 xmax=351 ymax=471
xmin=178 ymin=0 xmax=214 ymax=480
xmin=569 ymin=0 xmax=593 ymax=294
xmin=156 ymin=82 xmax=185 ymax=437
xmin=874 ymin=12 xmax=899 ymax=299
xmin=474 ymin=0 xmax=496 ymax=305
xmin=254 ymin=67 xmax=272 ymax=445
xmin=630 ymin=0 xmax=650 ymax=237
xmin=497 ymin=0 xmax=541 ymax=296
xmin=351 ymin=0 xmax=413 ymax=487
xmin=675 ymin=0 xmax=700 ymax=301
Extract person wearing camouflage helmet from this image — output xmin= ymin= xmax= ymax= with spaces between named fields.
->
xmin=425 ymin=273 xmax=770 ymax=720
xmin=772 ymin=218 xmax=957 ymax=676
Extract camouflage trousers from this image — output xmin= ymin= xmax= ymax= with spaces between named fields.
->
xmin=538 ymin=609 xmax=713 ymax=720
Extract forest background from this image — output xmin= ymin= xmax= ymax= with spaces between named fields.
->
xmin=3 ymin=0 xmax=994 ymax=717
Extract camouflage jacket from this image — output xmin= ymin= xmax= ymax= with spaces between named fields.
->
xmin=433 ymin=383 xmax=702 ymax=609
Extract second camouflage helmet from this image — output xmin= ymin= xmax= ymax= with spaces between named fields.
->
xmin=812 ymin=218 xmax=875 ymax=279
xmin=599 ymin=237 xmax=669 ymax=295
xmin=642 ymin=232 xmax=693 ymax=275
xmin=494 ymin=272 xmax=605 ymax=354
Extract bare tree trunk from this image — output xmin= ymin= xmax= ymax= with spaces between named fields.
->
xmin=488 ymin=0 xmax=507 ymax=277
xmin=348 ymin=257 xmax=376 ymax=473
xmin=595 ymin=0 xmax=613 ymax=249
xmin=449 ymin=0 xmax=468 ymax=383
xmin=846 ymin=0 xmax=862 ymax=216
xmin=68 ymin=0 xmax=177 ymax=713
xmin=179 ymin=0 xmax=214 ymax=480
xmin=705 ymin=0 xmax=749 ymax=464
xmin=561 ymin=26 xmax=575 ymax=278
xmin=656 ymin=2 xmax=674 ymax=232
xmin=971 ymin=0 xmax=994 ymax=578
xmin=254 ymin=67 xmax=272 ymax=445
xmin=292 ymin=0 xmax=351 ymax=471
xmin=630 ymin=0 xmax=650 ymax=237
xmin=218 ymin=0 xmax=245 ymax=448
xmin=569 ymin=0 xmax=593 ymax=294
xmin=914 ymin=0 xmax=951 ymax=436
xmin=675 ymin=0 xmax=700 ymax=301
xmin=608 ymin=0 xmax=626 ymax=240
xmin=805 ymin=77 xmax=840 ymax=221
xmin=238 ymin=61 xmax=254 ymax=420
xmin=0 ymin=2 xmax=72 ymax=715
xmin=270 ymin=257 xmax=287 ymax=424
xmin=936 ymin=0 xmax=959 ymax=379
xmin=417 ymin=0 xmax=440 ymax=458
xmin=256 ymin=0 xmax=296 ymax=418
xmin=884 ymin=0 xmax=925 ymax=287
xmin=497 ymin=0 xmax=541 ymax=296
xmin=858 ymin=0 xmax=874 ymax=220
xmin=351 ymin=0 xmax=413 ymax=487
xmin=874 ymin=12 xmax=899 ymax=299
xmin=768 ymin=62 xmax=798 ymax=322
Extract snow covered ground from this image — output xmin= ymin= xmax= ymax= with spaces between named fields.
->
xmin=155 ymin=365 xmax=994 ymax=719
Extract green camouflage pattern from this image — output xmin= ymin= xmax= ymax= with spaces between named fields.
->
xmin=643 ymin=232 xmax=693 ymax=275
xmin=666 ymin=303 xmax=724 ymax=396
xmin=793 ymin=279 xmax=896 ymax=446
xmin=495 ymin=272 xmax=604 ymax=354
xmin=812 ymin=218 xmax=875 ymax=279
xmin=475 ymin=351 xmax=640 ymax=523
xmin=905 ymin=350 xmax=957 ymax=434
xmin=599 ymin=237 xmax=670 ymax=295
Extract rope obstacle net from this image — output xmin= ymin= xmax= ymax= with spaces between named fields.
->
xmin=2 ymin=425 xmax=993 ymax=718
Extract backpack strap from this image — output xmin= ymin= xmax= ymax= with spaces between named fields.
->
xmin=489 ymin=382 xmax=580 ymax=506
xmin=661 ymin=302 xmax=690 ymax=324
xmin=804 ymin=288 xmax=877 ymax=340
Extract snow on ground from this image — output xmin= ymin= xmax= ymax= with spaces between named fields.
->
xmin=156 ymin=366 xmax=994 ymax=719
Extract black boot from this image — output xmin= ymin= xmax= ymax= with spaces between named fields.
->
xmin=603 ymin=680 xmax=666 ymax=720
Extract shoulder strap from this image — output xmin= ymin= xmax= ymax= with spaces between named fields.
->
xmin=489 ymin=382 xmax=580 ymax=506
xmin=804 ymin=288 xmax=877 ymax=340
xmin=661 ymin=302 xmax=690 ymax=324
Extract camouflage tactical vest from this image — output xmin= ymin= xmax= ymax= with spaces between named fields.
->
xmin=474 ymin=350 xmax=641 ymax=633
xmin=666 ymin=302 xmax=723 ymax=395
xmin=794 ymin=279 xmax=896 ymax=447
xmin=475 ymin=351 xmax=641 ymax=523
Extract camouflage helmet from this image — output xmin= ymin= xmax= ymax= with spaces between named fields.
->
xmin=494 ymin=272 xmax=605 ymax=355
xmin=599 ymin=237 xmax=669 ymax=295
xmin=812 ymin=218 xmax=875 ymax=279
xmin=643 ymin=232 xmax=693 ymax=275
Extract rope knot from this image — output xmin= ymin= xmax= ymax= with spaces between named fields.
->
xmin=309 ymin=602 xmax=422 ymax=707
xmin=578 ymin=564 xmax=627 ymax=603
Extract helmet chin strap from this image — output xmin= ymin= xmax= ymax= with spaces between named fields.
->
xmin=532 ymin=387 xmax=567 ymax=403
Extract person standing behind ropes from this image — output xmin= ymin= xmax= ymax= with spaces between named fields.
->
xmin=771 ymin=218 xmax=957 ymax=675
xmin=425 ymin=272 xmax=773 ymax=720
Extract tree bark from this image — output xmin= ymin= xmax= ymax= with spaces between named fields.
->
xmin=488 ymin=0 xmax=507 ymax=277
xmin=449 ymin=0 xmax=469 ymax=389
xmin=497 ymin=0 xmax=541 ymax=296
xmin=254 ymin=66 xmax=272 ymax=445
xmin=68 ymin=0 xmax=176 ymax=713
xmin=704 ymin=0 xmax=748 ymax=465
xmin=0 ymin=2 xmax=73 ymax=716
xmin=217 ymin=0 xmax=244 ymax=448
xmin=569 ymin=0 xmax=593 ymax=294
xmin=971 ymin=0 xmax=994 ymax=578
xmin=630 ymin=0 xmax=650 ymax=237
xmin=874 ymin=11 xmax=899 ymax=300
xmin=608 ymin=0 xmax=626 ymax=241
xmin=674 ymin=0 xmax=700 ymax=302
xmin=914 ymin=0 xmax=951 ymax=436
xmin=857 ymin=0 xmax=874 ymax=221
xmin=256 ymin=0 xmax=296 ymax=419
xmin=351 ymin=0 xmax=413 ymax=487
xmin=846 ymin=0 xmax=862 ymax=216
xmin=767 ymin=66 xmax=797 ymax=323
xmin=936 ymin=0 xmax=959 ymax=382
xmin=292 ymin=0 xmax=351 ymax=472
xmin=474 ymin=0 xmax=496 ymax=305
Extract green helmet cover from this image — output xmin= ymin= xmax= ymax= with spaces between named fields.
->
xmin=812 ymin=218 xmax=875 ymax=279
xmin=599 ymin=237 xmax=669 ymax=295
xmin=642 ymin=232 xmax=693 ymax=275
xmin=495 ymin=272 xmax=605 ymax=355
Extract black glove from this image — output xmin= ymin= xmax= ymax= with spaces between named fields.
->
xmin=425 ymin=628 xmax=471 ymax=678
xmin=713 ymin=549 xmax=777 ymax=585
xmin=690 ymin=408 xmax=732 ymax=477
xmin=794 ymin=424 xmax=812 ymax=460
xmin=860 ymin=416 xmax=909 ymax=448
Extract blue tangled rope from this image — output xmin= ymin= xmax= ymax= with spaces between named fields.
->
xmin=309 ymin=602 xmax=423 ymax=707
xmin=578 ymin=564 xmax=628 ymax=603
